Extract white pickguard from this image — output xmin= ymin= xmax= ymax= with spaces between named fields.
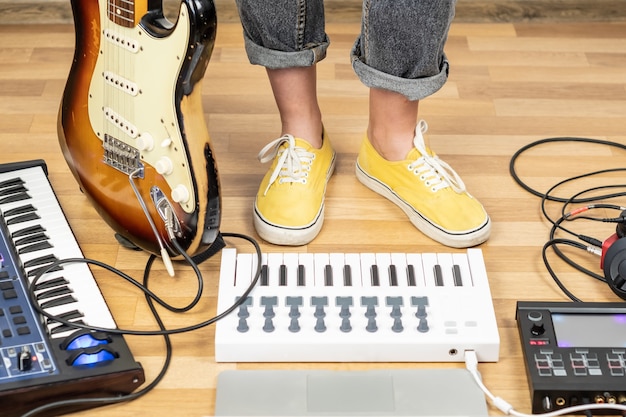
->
xmin=88 ymin=3 xmax=195 ymax=213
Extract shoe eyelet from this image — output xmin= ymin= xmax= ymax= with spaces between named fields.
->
xmin=419 ymin=175 xmax=425 ymax=180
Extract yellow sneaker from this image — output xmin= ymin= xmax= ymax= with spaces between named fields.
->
xmin=355 ymin=121 xmax=490 ymax=248
xmin=254 ymin=131 xmax=336 ymax=245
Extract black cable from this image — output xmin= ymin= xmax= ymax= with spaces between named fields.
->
xmin=509 ymin=136 xmax=626 ymax=202
xmin=510 ymin=136 xmax=626 ymax=301
xmin=548 ymin=212 xmax=607 ymax=284
xmin=21 ymin=231 xmax=262 ymax=417
xmin=542 ymin=238 xmax=591 ymax=302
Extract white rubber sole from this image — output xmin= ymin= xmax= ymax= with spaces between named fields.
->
xmin=356 ymin=162 xmax=490 ymax=248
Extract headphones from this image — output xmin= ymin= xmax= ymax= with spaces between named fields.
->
xmin=601 ymin=216 xmax=626 ymax=300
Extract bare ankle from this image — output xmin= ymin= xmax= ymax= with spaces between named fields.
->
xmin=367 ymin=123 xmax=418 ymax=161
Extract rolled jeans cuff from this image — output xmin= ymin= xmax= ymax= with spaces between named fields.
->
xmin=243 ymin=33 xmax=329 ymax=69
xmin=351 ymin=51 xmax=450 ymax=102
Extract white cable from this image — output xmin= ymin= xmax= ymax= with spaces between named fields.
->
xmin=463 ymin=350 xmax=626 ymax=417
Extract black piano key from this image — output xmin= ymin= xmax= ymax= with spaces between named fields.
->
xmin=6 ymin=212 xmax=41 ymax=225
xmin=0 ymin=177 xmax=24 ymax=189
xmin=453 ymin=265 xmax=463 ymax=286
xmin=343 ymin=265 xmax=352 ymax=286
xmin=50 ymin=320 xmax=86 ymax=335
xmin=28 ymin=264 xmax=63 ymax=278
xmin=11 ymin=224 xmax=46 ymax=238
xmin=0 ymin=192 xmax=30 ymax=205
xmin=370 ymin=265 xmax=380 ymax=286
xmin=297 ymin=264 xmax=305 ymax=286
xmin=3 ymin=204 xmax=36 ymax=217
xmin=407 ymin=265 xmax=416 ymax=286
xmin=14 ymin=232 xmax=48 ymax=247
xmin=433 ymin=265 xmax=444 ymax=286
xmin=39 ymin=294 xmax=77 ymax=309
xmin=47 ymin=309 xmax=84 ymax=324
xmin=260 ymin=264 xmax=268 ymax=286
xmin=324 ymin=264 xmax=333 ymax=286
xmin=18 ymin=241 xmax=54 ymax=255
xmin=35 ymin=277 xmax=70 ymax=291
xmin=0 ymin=184 xmax=27 ymax=196
xmin=279 ymin=264 xmax=287 ymax=286
xmin=389 ymin=265 xmax=398 ymax=286
xmin=36 ymin=286 xmax=73 ymax=301
xmin=23 ymin=254 xmax=58 ymax=269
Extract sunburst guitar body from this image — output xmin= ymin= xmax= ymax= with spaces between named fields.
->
xmin=58 ymin=0 xmax=220 ymax=260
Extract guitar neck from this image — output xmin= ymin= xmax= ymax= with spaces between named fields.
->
xmin=107 ymin=0 xmax=146 ymax=27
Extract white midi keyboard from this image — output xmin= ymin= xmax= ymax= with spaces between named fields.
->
xmin=215 ymin=248 xmax=500 ymax=363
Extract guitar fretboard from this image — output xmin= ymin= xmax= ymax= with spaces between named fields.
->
xmin=108 ymin=0 xmax=135 ymax=27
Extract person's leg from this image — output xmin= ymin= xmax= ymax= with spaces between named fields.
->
xmin=355 ymin=0 xmax=455 ymax=159
xmin=267 ymin=66 xmax=323 ymax=148
xmin=367 ymin=87 xmax=419 ymax=161
xmin=235 ymin=0 xmax=335 ymax=246
xmin=353 ymin=0 xmax=491 ymax=248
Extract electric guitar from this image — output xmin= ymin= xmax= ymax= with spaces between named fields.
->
xmin=58 ymin=0 xmax=221 ymax=263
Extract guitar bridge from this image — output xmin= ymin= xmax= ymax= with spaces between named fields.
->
xmin=103 ymin=134 xmax=144 ymax=176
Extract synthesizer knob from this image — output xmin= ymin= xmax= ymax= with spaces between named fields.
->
xmin=530 ymin=322 xmax=545 ymax=336
xmin=527 ymin=311 xmax=543 ymax=322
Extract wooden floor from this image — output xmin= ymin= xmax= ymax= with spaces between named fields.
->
xmin=2 ymin=10 xmax=626 ymax=417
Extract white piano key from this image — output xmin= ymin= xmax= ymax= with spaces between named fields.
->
xmin=282 ymin=252 xmax=299 ymax=288
xmin=359 ymin=253 xmax=376 ymax=287
xmin=375 ymin=253 xmax=392 ymax=288
xmin=234 ymin=252 xmax=254 ymax=289
xmin=420 ymin=253 xmax=439 ymax=287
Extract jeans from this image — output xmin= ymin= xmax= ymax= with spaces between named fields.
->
xmin=235 ymin=0 xmax=457 ymax=100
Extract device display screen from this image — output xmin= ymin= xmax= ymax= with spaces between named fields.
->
xmin=552 ymin=313 xmax=626 ymax=348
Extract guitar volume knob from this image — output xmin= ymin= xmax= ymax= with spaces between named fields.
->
xmin=171 ymin=185 xmax=190 ymax=204
xmin=136 ymin=133 xmax=154 ymax=151
xmin=155 ymin=157 xmax=173 ymax=176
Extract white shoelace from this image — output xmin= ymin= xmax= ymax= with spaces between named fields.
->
xmin=258 ymin=134 xmax=315 ymax=196
xmin=407 ymin=121 xmax=466 ymax=193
